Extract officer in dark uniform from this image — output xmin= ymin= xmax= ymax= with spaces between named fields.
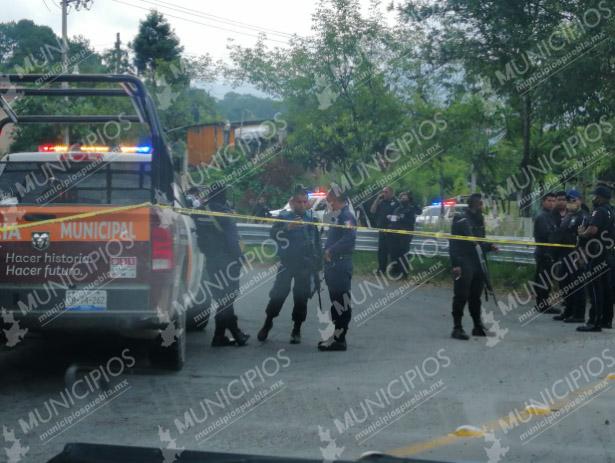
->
xmin=391 ymin=191 xmax=422 ymax=278
xmin=370 ymin=186 xmax=399 ymax=273
xmin=533 ymin=192 xmax=558 ymax=314
xmin=257 ymin=187 xmax=321 ymax=344
xmin=551 ymin=190 xmax=589 ymax=323
xmin=449 ymin=193 xmax=497 ymax=340
xmin=194 ymin=184 xmax=250 ymax=346
xmin=553 ymin=190 xmax=568 ymax=227
xmin=319 ymin=185 xmax=356 ymax=351
xmin=577 ymin=185 xmax=614 ymax=332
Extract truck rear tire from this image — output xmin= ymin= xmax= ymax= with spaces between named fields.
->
xmin=150 ymin=310 xmax=186 ymax=371
xmin=186 ymin=303 xmax=210 ymax=331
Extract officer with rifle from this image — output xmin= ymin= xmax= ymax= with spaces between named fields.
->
xmin=257 ymin=186 xmax=321 ymax=344
xmin=577 ymin=185 xmax=615 ymax=332
xmin=449 ymin=193 xmax=498 ymax=340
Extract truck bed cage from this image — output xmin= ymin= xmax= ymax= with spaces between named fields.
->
xmin=0 ymin=74 xmax=174 ymax=201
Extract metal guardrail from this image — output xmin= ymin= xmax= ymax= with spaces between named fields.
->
xmin=237 ymin=223 xmax=535 ymax=264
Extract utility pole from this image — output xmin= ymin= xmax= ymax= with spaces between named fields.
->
xmin=61 ymin=0 xmax=69 ymax=145
xmin=114 ymin=33 xmax=121 ymax=73
xmin=60 ymin=0 xmax=93 ymax=145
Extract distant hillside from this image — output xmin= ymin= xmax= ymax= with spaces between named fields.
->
xmin=215 ymin=92 xmax=283 ymax=122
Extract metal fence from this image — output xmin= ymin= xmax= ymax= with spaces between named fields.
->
xmin=237 ymin=223 xmax=535 ymax=264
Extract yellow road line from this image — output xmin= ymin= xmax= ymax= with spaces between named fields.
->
xmin=388 ymin=376 xmax=613 ymax=457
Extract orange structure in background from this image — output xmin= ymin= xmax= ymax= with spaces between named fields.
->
xmin=186 ymin=122 xmax=235 ymax=166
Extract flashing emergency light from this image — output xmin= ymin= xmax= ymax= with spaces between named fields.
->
xmin=431 ymin=199 xmax=456 ymax=207
xmin=38 ymin=144 xmax=68 ymax=152
xmin=120 ymin=145 xmax=152 ymax=154
xmin=38 ymin=144 xmax=152 ymax=154
xmin=308 ymin=186 xmax=328 ymax=198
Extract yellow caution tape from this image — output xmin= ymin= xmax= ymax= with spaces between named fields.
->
xmin=166 ymin=205 xmax=574 ymax=248
xmin=0 ymin=201 xmax=574 ymax=248
xmin=0 ymin=202 xmax=151 ymax=234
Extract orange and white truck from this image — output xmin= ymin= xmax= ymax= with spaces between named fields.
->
xmin=0 ymin=74 xmax=209 ymax=370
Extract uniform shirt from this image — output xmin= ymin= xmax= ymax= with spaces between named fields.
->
xmin=373 ymin=197 xmax=400 ymax=228
xmin=557 ymin=209 xmax=590 ymax=245
xmin=252 ymin=203 xmax=271 ymax=218
xmin=270 ymin=210 xmax=321 ymax=268
xmin=392 ymin=201 xmax=422 ymax=231
xmin=552 ymin=209 xmax=566 ymax=228
xmin=194 ymin=200 xmax=243 ymax=264
xmin=449 ymin=209 xmax=490 ymax=268
xmin=325 ymin=205 xmax=357 ymax=259
xmin=587 ymin=203 xmax=615 ymax=259
xmin=533 ymin=207 xmax=557 ymax=257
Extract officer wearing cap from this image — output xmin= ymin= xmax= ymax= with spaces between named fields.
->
xmin=370 ymin=186 xmax=399 ymax=274
xmin=577 ymin=185 xmax=614 ymax=332
xmin=319 ymin=184 xmax=356 ymax=351
xmin=391 ymin=192 xmax=422 ymax=278
xmin=533 ymin=192 xmax=558 ymax=314
xmin=449 ymin=193 xmax=497 ymax=340
xmin=194 ymin=184 xmax=250 ymax=346
xmin=257 ymin=186 xmax=321 ymax=344
xmin=551 ymin=190 xmax=589 ymax=323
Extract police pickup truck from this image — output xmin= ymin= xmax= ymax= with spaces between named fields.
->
xmin=0 ymin=75 xmax=209 ymax=370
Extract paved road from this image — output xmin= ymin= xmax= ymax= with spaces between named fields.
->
xmin=1 ymin=267 xmax=615 ymax=463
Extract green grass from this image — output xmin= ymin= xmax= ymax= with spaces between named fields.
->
xmin=244 ymin=245 xmax=534 ymax=289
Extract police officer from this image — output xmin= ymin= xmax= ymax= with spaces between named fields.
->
xmin=257 ymin=187 xmax=321 ymax=344
xmin=551 ymin=190 xmax=589 ymax=323
xmin=370 ymin=186 xmax=399 ymax=273
xmin=391 ymin=192 xmax=422 ymax=278
xmin=577 ymin=185 xmax=614 ymax=332
xmin=553 ymin=190 xmax=568 ymax=227
xmin=449 ymin=193 xmax=497 ymax=340
xmin=194 ymin=184 xmax=250 ymax=346
xmin=319 ymin=185 xmax=356 ymax=351
xmin=533 ymin=192 xmax=559 ymax=314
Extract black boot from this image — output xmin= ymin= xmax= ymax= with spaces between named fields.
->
xmin=318 ymin=327 xmax=347 ymax=351
xmin=290 ymin=322 xmax=301 ymax=344
xmin=228 ymin=320 xmax=250 ymax=346
xmin=318 ymin=337 xmax=347 ymax=351
xmin=257 ymin=317 xmax=273 ymax=342
xmin=211 ymin=325 xmax=235 ymax=347
xmin=211 ymin=335 xmax=236 ymax=347
xmin=451 ymin=327 xmax=470 ymax=340
xmin=576 ymin=324 xmax=602 ymax=332
xmin=472 ymin=324 xmax=494 ymax=337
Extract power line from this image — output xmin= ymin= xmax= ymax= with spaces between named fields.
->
xmin=111 ymin=0 xmax=290 ymax=45
xmin=133 ymin=0 xmax=294 ymax=38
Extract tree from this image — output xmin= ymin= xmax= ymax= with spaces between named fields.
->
xmin=131 ymin=10 xmax=183 ymax=78
xmin=102 ymin=34 xmax=132 ymax=73
xmin=0 ymin=20 xmax=63 ymax=74
xmin=397 ymin=0 xmax=589 ymax=215
xmin=227 ymin=0 xmax=404 ymax=173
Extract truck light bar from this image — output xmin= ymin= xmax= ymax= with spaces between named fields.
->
xmin=38 ymin=144 xmax=152 ymax=154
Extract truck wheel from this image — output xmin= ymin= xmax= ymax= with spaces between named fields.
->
xmin=186 ymin=303 xmax=210 ymax=331
xmin=151 ymin=310 xmax=186 ymax=371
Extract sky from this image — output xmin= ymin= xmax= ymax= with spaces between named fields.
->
xmin=2 ymin=0 xmax=395 ymax=59
xmin=3 ymin=0 xmax=395 ymax=96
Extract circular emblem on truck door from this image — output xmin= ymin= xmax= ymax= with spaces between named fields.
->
xmin=31 ymin=231 xmax=50 ymax=251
